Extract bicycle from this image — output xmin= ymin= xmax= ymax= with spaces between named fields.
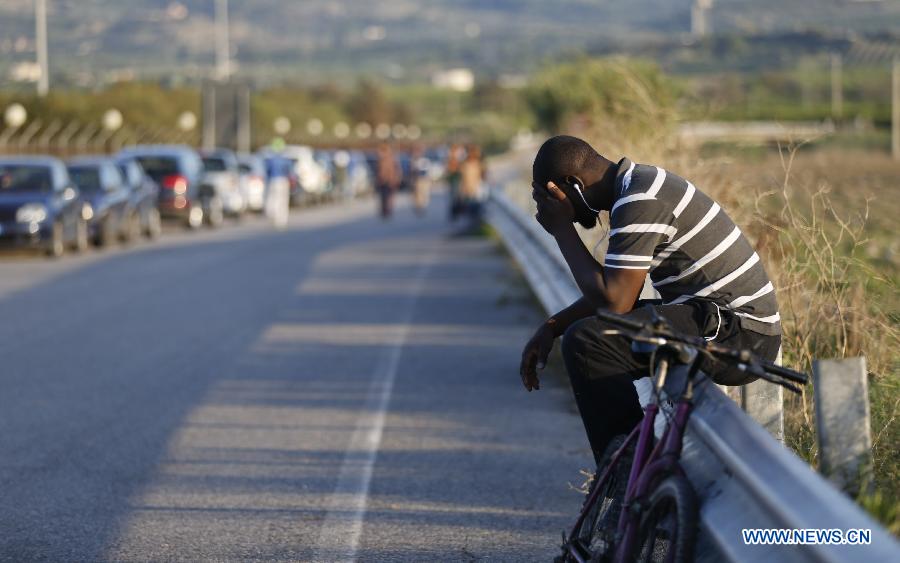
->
xmin=557 ymin=308 xmax=809 ymax=563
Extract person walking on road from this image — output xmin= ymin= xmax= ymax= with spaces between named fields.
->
xmin=445 ymin=143 xmax=463 ymax=221
xmin=375 ymin=143 xmax=400 ymax=220
xmin=519 ymin=135 xmax=782 ymax=464
xmin=458 ymin=144 xmax=487 ymax=223
xmin=411 ymin=145 xmax=431 ymax=216
xmin=263 ymin=156 xmax=291 ymax=229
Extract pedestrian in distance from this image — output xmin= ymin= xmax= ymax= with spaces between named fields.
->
xmin=375 ymin=143 xmax=400 ymax=220
xmin=445 ymin=143 xmax=463 ymax=221
xmin=411 ymin=145 xmax=431 ymax=216
xmin=458 ymin=144 xmax=487 ymax=224
xmin=263 ymin=156 xmax=291 ymax=229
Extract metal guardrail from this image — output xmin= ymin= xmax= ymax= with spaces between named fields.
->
xmin=487 ymin=187 xmax=900 ymax=562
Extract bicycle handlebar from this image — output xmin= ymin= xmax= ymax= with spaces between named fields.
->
xmin=595 ymin=309 xmax=809 ymax=392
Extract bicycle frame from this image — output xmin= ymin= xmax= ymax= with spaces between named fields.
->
xmin=563 ymin=352 xmax=700 ymax=563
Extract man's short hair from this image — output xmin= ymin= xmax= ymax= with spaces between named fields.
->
xmin=533 ymin=135 xmax=599 ymax=185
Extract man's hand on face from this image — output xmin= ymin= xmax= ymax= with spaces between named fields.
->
xmin=533 ymin=181 xmax=575 ymax=236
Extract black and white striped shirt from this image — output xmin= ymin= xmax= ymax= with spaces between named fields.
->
xmin=604 ymin=157 xmax=781 ymax=336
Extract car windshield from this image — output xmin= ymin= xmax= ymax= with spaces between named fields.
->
xmin=0 ymin=164 xmax=53 ymax=193
xmin=134 ymin=157 xmax=179 ymax=182
xmin=67 ymin=166 xmax=103 ymax=192
xmin=202 ymin=157 xmax=227 ymax=172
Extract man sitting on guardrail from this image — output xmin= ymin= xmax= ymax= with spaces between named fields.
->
xmin=519 ymin=135 xmax=782 ymax=464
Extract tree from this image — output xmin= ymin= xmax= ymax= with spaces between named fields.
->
xmin=525 ymin=57 xmax=677 ymax=143
xmin=346 ymin=79 xmax=393 ymax=125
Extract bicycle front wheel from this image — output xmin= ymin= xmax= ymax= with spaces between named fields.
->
xmin=635 ymin=475 xmax=698 ymax=563
xmin=578 ymin=435 xmax=632 ymax=558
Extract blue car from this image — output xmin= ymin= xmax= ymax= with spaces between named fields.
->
xmin=0 ymin=156 xmax=89 ymax=257
xmin=116 ymin=157 xmax=162 ymax=240
xmin=66 ymin=157 xmax=131 ymax=247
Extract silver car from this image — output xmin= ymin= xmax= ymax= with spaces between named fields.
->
xmin=200 ymin=149 xmax=245 ymax=216
xmin=237 ymin=154 xmax=267 ymax=213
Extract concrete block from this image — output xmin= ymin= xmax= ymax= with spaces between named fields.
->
xmin=718 ymin=346 xmax=785 ymax=442
xmin=813 ymin=356 xmax=872 ymax=494
xmin=741 ymin=379 xmax=784 ymax=442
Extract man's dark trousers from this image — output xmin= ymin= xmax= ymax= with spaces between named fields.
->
xmin=560 ymin=300 xmax=781 ymax=464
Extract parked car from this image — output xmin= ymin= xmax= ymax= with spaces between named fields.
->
xmin=314 ymin=150 xmax=336 ymax=199
xmin=330 ymin=149 xmax=373 ymax=200
xmin=0 ymin=156 xmax=88 ymax=257
xmin=237 ymin=154 xmax=267 ymax=213
xmin=280 ymin=145 xmax=329 ymax=204
xmin=115 ymin=157 xmax=161 ymax=240
xmin=117 ymin=145 xmax=221 ymax=229
xmin=66 ymin=157 xmax=131 ymax=247
xmin=200 ymin=149 xmax=245 ymax=217
xmin=348 ymin=150 xmax=374 ymax=197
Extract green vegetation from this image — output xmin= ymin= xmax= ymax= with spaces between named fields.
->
xmin=0 ymin=78 xmax=530 ymax=153
xmin=683 ymin=62 xmax=896 ymax=125
xmin=525 ymin=58 xmax=676 ymax=142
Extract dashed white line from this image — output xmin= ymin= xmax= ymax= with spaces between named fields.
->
xmin=312 ymin=244 xmax=437 ymax=562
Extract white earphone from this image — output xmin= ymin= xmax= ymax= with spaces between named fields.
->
xmin=570 ymin=180 xmax=602 ymax=215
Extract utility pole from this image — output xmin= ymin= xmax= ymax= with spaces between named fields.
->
xmin=691 ymin=0 xmax=713 ymax=38
xmin=892 ymin=58 xmax=899 ymax=160
xmin=215 ymin=0 xmax=231 ymax=81
xmin=35 ymin=0 xmax=49 ymax=96
xmin=831 ymin=52 xmax=843 ymax=121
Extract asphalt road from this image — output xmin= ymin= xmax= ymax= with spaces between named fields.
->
xmin=0 ymin=194 xmax=590 ymax=562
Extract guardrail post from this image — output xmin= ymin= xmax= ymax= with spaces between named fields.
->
xmin=813 ymin=356 xmax=872 ymax=495
xmin=718 ymin=347 xmax=785 ymax=441
xmin=741 ymin=380 xmax=784 ymax=442
xmin=742 ymin=346 xmax=785 ymax=441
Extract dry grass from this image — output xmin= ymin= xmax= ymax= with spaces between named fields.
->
xmin=644 ymin=142 xmax=899 ymax=529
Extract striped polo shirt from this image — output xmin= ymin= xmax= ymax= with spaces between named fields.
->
xmin=604 ymin=157 xmax=781 ymax=336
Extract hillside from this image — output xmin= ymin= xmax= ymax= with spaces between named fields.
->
xmin=0 ymin=0 xmax=898 ymax=87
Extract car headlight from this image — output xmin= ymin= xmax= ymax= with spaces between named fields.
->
xmin=16 ymin=203 xmax=48 ymax=224
xmin=81 ymin=203 xmax=94 ymax=221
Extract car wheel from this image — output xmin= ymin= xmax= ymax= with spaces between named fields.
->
xmin=187 ymin=204 xmax=204 ymax=230
xmin=74 ymin=217 xmax=89 ymax=252
xmin=147 ymin=208 xmax=162 ymax=239
xmin=46 ymin=221 xmax=65 ymax=258
xmin=206 ymin=197 xmax=224 ymax=228
xmin=123 ymin=212 xmax=141 ymax=243
xmin=97 ymin=218 xmax=116 ymax=247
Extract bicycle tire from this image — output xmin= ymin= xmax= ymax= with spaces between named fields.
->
xmin=635 ymin=474 xmax=698 ymax=563
xmin=578 ymin=434 xmax=633 ymax=559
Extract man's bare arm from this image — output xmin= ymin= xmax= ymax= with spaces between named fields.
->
xmin=544 ymin=297 xmax=594 ymax=337
xmin=552 ymin=224 xmax=647 ymax=313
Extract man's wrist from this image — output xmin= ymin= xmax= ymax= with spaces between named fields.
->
xmin=543 ymin=317 xmax=563 ymax=338
xmin=551 ymin=222 xmax=577 ymax=240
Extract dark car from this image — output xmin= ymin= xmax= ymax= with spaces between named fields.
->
xmin=116 ymin=157 xmax=161 ymax=240
xmin=0 ymin=156 xmax=88 ymax=257
xmin=117 ymin=145 xmax=222 ymax=229
xmin=67 ymin=157 xmax=131 ymax=247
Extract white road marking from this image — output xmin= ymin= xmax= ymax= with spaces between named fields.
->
xmin=311 ymin=245 xmax=436 ymax=563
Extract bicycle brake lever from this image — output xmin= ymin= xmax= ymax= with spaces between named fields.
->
xmin=739 ymin=362 xmax=804 ymax=394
